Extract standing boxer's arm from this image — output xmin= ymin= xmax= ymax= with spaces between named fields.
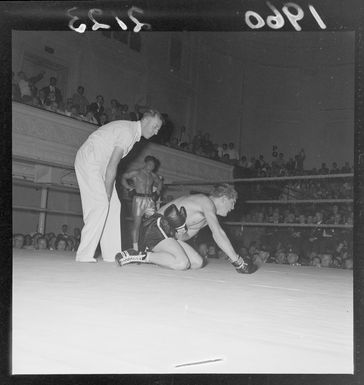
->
xmin=202 ymin=199 xmax=239 ymax=263
xmin=105 ymin=146 xmax=124 ymax=201
xmin=121 ymin=170 xmax=138 ymax=191
xmin=152 ymin=173 xmax=163 ymax=194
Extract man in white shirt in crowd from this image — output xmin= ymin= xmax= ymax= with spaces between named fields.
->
xmin=225 ymin=142 xmax=239 ymax=162
xmin=17 ymin=70 xmax=45 ymax=103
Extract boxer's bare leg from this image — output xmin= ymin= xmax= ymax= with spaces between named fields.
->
xmin=177 ymin=240 xmax=204 ymax=269
xmin=148 ymin=238 xmax=191 ymax=270
xmin=131 ymin=215 xmax=142 ymax=250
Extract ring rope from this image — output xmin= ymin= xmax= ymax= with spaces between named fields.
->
xmin=165 ymin=173 xmax=353 ymax=186
xmin=223 ymin=221 xmax=353 ymax=229
xmin=244 ymin=199 xmax=353 ymax=204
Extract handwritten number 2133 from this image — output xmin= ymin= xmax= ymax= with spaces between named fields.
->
xmin=67 ymin=7 xmax=151 ymax=33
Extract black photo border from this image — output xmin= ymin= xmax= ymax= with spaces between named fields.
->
xmin=0 ymin=1 xmax=363 ymax=385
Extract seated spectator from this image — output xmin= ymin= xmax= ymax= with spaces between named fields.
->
xmin=73 ymin=227 xmax=81 ymax=241
xmin=274 ymin=152 xmax=286 ymax=169
xmin=72 ymin=86 xmax=89 ymax=116
xmin=238 ymin=246 xmax=249 ymax=258
xmin=330 ymin=162 xmax=340 ymax=174
xmin=207 ymin=244 xmax=218 ymax=259
xmin=198 ymin=243 xmax=208 ymax=258
xmin=286 ymin=157 xmax=296 ymax=174
xmin=38 ymin=89 xmax=47 ymax=108
xmin=207 ymin=146 xmax=219 ymax=160
xmin=120 ymin=104 xmax=131 ymax=120
xmin=320 ymin=253 xmax=333 ymax=268
xmin=331 ymin=256 xmax=343 ymax=268
xmin=32 ymin=96 xmax=41 ymax=107
xmin=222 ymin=153 xmax=230 ymax=163
xmin=179 ymin=142 xmax=189 ymax=151
xmin=191 ymin=132 xmax=202 ymax=152
xmin=45 ymin=232 xmax=55 ymax=242
xmin=60 ymin=224 xmax=69 ymax=238
xmin=294 ymin=149 xmax=305 ymax=174
xmin=287 ymin=249 xmax=300 ymax=266
xmin=41 ymin=76 xmax=63 ymax=106
xmin=194 ymin=145 xmax=206 ymax=156
xmin=212 ymin=143 xmax=219 ymax=155
xmin=13 ymin=233 xmax=24 ymax=249
xmin=64 ymin=99 xmax=74 ymax=116
xmin=270 ymin=162 xmax=281 ymax=177
xmin=318 ymin=162 xmax=329 ymax=174
xmin=45 ymin=101 xmax=63 ymax=114
xmin=201 ymin=133 xmax=214 ymax=154
xmin=49 ymin=235 xmax=57 ymax=251
xmin=255 ymin=154 xmax=267 ymax=171
xmin=217 ymin=143 xmax=226 ymax=159
xmin=55 ymin=237 xmax=68 ymax=251
xmin=17 ymin=70 xmax=45 ymax=103
xmin=106 ymin=99 xmax=122 ymax=121
xmin=344 ymin=258 xmax=353 ymax=269
xmin=82 ymin=109 xmax=99 ymax=125
xmin=37 ymin=236 xmax=48 ymax=250
xmin=235 ymin=155 xmax=248 ymax=176
xmin=23 ymin=234 xmax=35 ymax=250
xmin=32 ymin=233 xmax=43 ymax=247
xmin=99 ymin=113 xmax=109 ymax=125
xmin=69 ymin=105 xmax=81 ymax=119
xmin=225 ymin=142 xmax=239 ymax=162
xmin=88 ymin=95 xmax=105 ymax=124
xmin=274 ymin=249 xmax=287 ymax=264
xmin=247 ymin=156 xmax=257 ymax=173
xmin=341 ymin=161 xmax=352 ymax=173
xmin=66 ymin=237 xmax=75 ymax=251
xmin=345 ymin=212 xmax=353 ymax=226
xmin=311 ymin=255 xmax=321 ymax=267
xmin=12 ymin=71 xmax=21 ymax=101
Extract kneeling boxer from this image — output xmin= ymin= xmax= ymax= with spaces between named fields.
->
xmin=116 ymin=184 xmax=258 ymax=273
xmin=153 ymin=184 xmax=259 ymax=274
xmin=115 ymin=204 xmax=191 ymax=270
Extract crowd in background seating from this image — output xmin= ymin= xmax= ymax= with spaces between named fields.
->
xmin=193 ymin=207 xmax=353 ymax=271
xmin=12 ymin=70 xmax=353 ymax=177
xmin=13 ymin=224 xmax=81 ymax=253
xmin=12 ymin=70 xmax=139 ymax=126
xmin=190 ymin=182 xmax=354 ymax=270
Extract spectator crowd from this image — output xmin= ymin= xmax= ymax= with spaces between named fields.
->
xmin=13 ymin=224 xmax=81 ymax=253
xmin=12 ymin=70 xmax=137 ymax=126
xmin=12 ymin=70 xmax=353 ymax=271
xmin=191 ymin=192 xmax=353 ymax=271
xmin=12 ymin=70 xmax=353 ymax=178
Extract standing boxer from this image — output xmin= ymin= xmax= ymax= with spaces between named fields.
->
xmin=75 ymin=110 xmax=163 ymax=262
xmin=121 ymin=155 xmax=163 ymax=251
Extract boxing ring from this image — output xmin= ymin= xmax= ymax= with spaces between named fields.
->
xmin=12 ymin=173 xmax=354 ymax=374
xmin=12 ymin=250 xmax=353 ymax=374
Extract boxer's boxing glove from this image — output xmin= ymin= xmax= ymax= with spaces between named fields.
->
xmin=231 ymin=255 xmax=259 ymax=274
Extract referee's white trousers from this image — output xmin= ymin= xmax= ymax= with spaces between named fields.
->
xmin=75 ymin=142 xmax=122 ymax=262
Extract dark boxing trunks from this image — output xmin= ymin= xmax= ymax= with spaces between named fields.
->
xmin=139 ymin=213 xmax=174 ymax=252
